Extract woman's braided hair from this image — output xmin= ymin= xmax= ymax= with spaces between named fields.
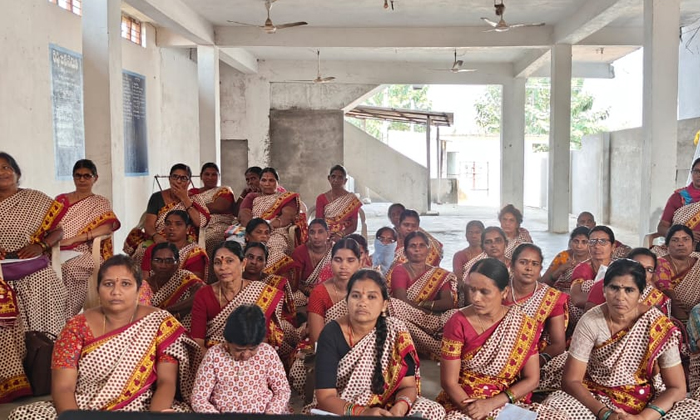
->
xmin=346 ymin=268 xmax=390 ymax=395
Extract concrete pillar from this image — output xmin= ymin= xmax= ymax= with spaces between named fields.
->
xmin=500 ymin=78 xmax=526 ymax=211
xmin=639 ymin=0 xmax=680 ymax=239
xmin=548 ymin=44 xmax=572 ymax=233
xmin=198 ymin=46 xmax=221 ymax=167
xmin=82 ymin=0 xmax=125 ymax=220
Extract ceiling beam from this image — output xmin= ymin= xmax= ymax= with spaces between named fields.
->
xmin=514 ymin=50 xmax=551 ymax=79
xmin=213 ymin=26 xmax=553 ymax=48
xmin=220 ymin=48 xmax=259 ymax=74
xmin=258 ymin=60 xmax=515 ymax=85
xmin=579 ymin=27 xmax=643 ymax=46
xmin=532 ymin=62 xmax=615 ymax=79
xmin=554 ymin=0 xmax=639 ymax=44
xmin=126 ymin=0 xmax=214 ymax=45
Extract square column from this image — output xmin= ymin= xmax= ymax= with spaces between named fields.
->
xmin=198 ymin=46 xmax=221 ymax=167
xmin=639 ymin=0 xmax=680 ymax=238
xmin=500 ymin=78 xmax=526 ymax=211
xmin=548 ymin=44 xmax=572 ymax=233
xmin=82 ymin=0 xmax=125 ymax=219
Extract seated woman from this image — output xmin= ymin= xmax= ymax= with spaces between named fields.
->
xmin=141 ymin=210 xmax=208 ymax=280
xmin=315 ymin=165 xmax=362 ymax=241
xmin=542 ymin=226 xmax=590 ymax=294
xmin=438 ymin=258 xmax=558 ymax=420
xmin=657 ymin=157 xmax=700 ymax=250
xmin=542 ymin=259 xmax=700 ymax=419
xmin=387 ymin=231 xmax=457 ymax=359
xmin=238 ymin=167 xmax=306 ymax=260
xmin=189 ymin=241 xmax=289 ymax=360
xmin=498 ymin=204 xmax=533 ymax=259
xmin=8 ymin=255 xmax=198 ymax=418
xmin=461 ymin=226 xmax=511 ymax=295
xmin=687 ymin=304 xmax=700 ymax=392
xmin=504 ymin=244 xmax=568 ymax=367
xmin=372 ymin=227 xmax=398 ymax=275
xmin=291 ymin=218 xmax=333 ymax=307
xmin=655 ymin=224 xmax=700 ymax=322
xmin=452 ymin=220 xmax=484 ymax=282
xmin=124 ymin=163 xmax=209 ymax=265
xmin=243 ymin=242 xmax=298 ymax=329
xmin=138 ymin=242 xmax=205 ymax=330
xmin=234 ymin=166 xmax=287 ymax=214
xmin=289 ymin=238 xmax=363 ymax=399
xmin=569 ymin=226 xmax=615 ymax=324
xmin=586 ymin=247 xmax=671 ymax=315
xmin=309 ymin=269 xmax=446 ymax=420
xmin=56 ymin=159 xmax=121 ymax=317
xmin=0 ymin=152 xmax=67 ymax=403
xmin=189 ymin=163 xmax=236 ymax=259
xmin=246 ymin=218 xmax=295 ymax=279
xmin=393 ymin=209 xmax=443 ymax=268
xmin=191 ymin=305 xmax=290 ymax=414
xmin=347 ymin=233 xmax=373 ymax=268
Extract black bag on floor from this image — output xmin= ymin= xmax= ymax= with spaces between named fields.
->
xmin=24 ymin=331 xmax=56 ymax=396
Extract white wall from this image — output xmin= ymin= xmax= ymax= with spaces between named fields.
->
xmin=0 ymin=0 xmax=200 ymax=248
xmin=679 ymin=20 xmax=700 ymax=120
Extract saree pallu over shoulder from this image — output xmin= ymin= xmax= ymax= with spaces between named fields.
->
xmin=0 ymin=189 xmax=63 ymax=248
xmin=151 ymin=270 xmax=204 ymax=309
xmin=190 ymin=186 xmax=235 ymax=205
xmin=55 ymin=194 xmax=120 ymax=260
xmin=672 ymin=198 xmax=700 ymax=230
xmin=658 ymin=252 xmax=700 ymax=311
xmin=438 ymin=309 xmax=540 ymax=405
xmin=304 ymin=318 xmax=440 ymax=417
xmin=205 ymin=281 xmax=285 ymax=348
xmin=405 ymin=267 xmax=458 ymax=305
xmin=10 ymin=310 xmax=198 ymax=418
xmin=323 ymin=194 xmax=362 ymax=234
xmin=584 ymin=308 xmax=679 ymax=414
xmin=506 ymin=284 xmax=569 ymax=328
xmin=0 ymin=275 xmax=31 ymax=403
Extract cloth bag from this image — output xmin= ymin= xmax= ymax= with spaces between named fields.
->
xmin=1 ymin=255 xmax=50 ymax=280
xmin=24 ymin=331 xmax=57 ymax=396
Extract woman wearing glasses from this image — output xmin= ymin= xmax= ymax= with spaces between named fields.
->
xmin=124 ymin=163 xmax=210 ymax=266
xmin=56 ymin=159 xmax=121 ymax=316
xmin=655 ymin=225 xmax=700 ymax=322
xmin=138 ymin=242 xmax=205 ymax=330
xmin=569 ymin=226 xmax=616 ymax=321
xmin=657 ymin=157 xmax=700 ymax=247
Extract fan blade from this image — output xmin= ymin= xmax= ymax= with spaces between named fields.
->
xmin=226 ymin=20 xmax=263 ymax=28
xmin=274 ymin=21 xmax=308 ymax=29
xmin=288 ymin=79 xmax=316 ymax=83
xmin=481 ymin=17 xmax=499 ymax=27
xmin=452 ymin=69 xmax=476 ymax=73
xmin=318 ymin=76 xmax=336 ymax=83
xmin=507 ymin=22 xmax=545 ymax=29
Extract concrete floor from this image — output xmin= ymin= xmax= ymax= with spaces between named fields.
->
xmin=0 ymin=203 xmax=639 ymax=416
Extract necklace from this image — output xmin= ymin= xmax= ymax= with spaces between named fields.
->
xmin=510 ymin=280 xmax=540 ymax=307
xmin=405 ymin=263 xmax=426 ymax=280
xmin=102 ymin=306 xmax=138 ymax=336
xmin=330 ymin=279 xmax=345 ymax=303
xmin=219 ymin=281 xmax=244 ymax=307
xmin=669 ymin=257 xmax=690 ymax=275
xmin=474 ymin=306 xmax=505 ymax=334
xmin=606 ymin=306 xmax=639 ymax=335
xmin=348 ymin=322 xmax=355 ymax=347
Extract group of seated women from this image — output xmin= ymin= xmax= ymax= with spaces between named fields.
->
xmin=5 ymin=148 xmax=700 ymax=419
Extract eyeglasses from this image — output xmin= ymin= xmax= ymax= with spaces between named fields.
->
xmin=152 ymin=257 xmax=177 ymax=265
xmin=377 ymin=236 xmax=396 ymax=244
xmin=588 ymin=239 xmax=611 ymax=246
xmin=691 ymin=169 xmax=700 ymax=175
xmin=73 ymin=173 xmax=95 ymax=180
xmin=169 ymin=174 xmax=190 ymax=182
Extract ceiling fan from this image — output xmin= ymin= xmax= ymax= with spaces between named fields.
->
xmin=432 ymin=50 xmax=476 ymax=73
xmin=227 ymin=0 xmax=307 ymax=34
xmin=289 ymin=50 xmax=336 ymax=84
xmin=481 ymin=0 xmax=544 ymax=32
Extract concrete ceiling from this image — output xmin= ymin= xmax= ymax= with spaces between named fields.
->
xmin=126 ymin=0 xmax=700 ymax=82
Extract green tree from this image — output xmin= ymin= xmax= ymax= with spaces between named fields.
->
xmin=474 ymin=78 xmax=609 ymax=149
xmin=348 ymin=85 xmax=433 ymax=141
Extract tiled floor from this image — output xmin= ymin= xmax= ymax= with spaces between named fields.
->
xmin=0 ymin=203 xmax=639 ymax=417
